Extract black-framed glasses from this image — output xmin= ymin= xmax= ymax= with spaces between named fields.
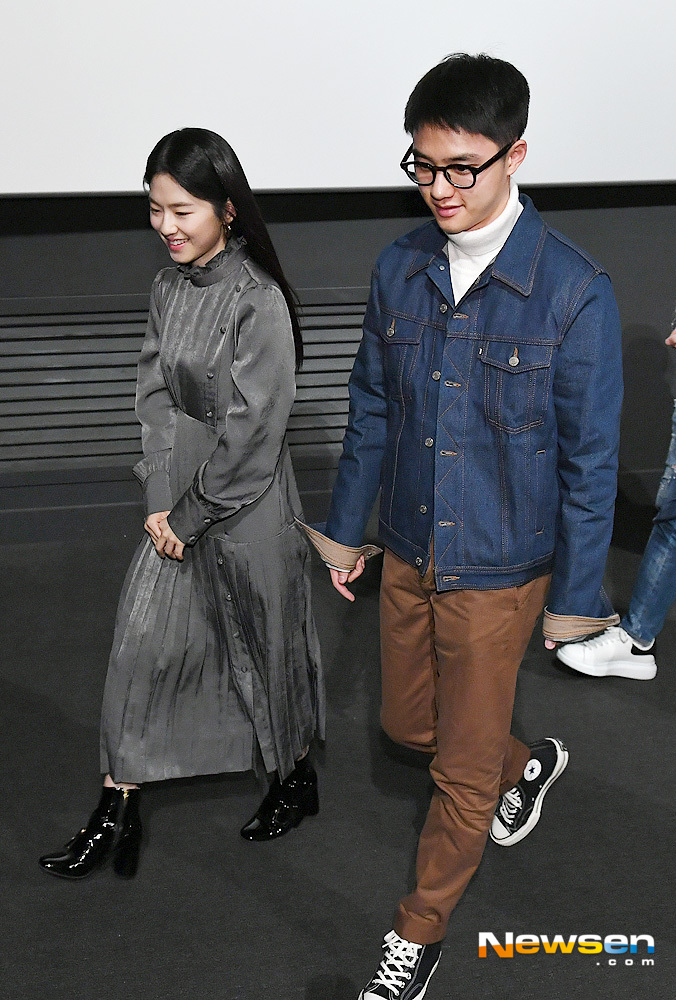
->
xmin=400 ymin=141 xmax=514 ymax=190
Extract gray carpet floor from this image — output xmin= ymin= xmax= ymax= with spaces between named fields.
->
xmin=0 ymin=502 xmax=673 ymax=1000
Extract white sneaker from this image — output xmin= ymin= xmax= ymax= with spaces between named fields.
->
xmin=556 ymin=626 xmax=657 ymax=680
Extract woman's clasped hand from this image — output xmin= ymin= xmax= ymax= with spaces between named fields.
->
xmin=144 ymin=510 xmax=185 ymax=560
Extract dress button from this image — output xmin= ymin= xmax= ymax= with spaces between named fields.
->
xmin=425 ymin=437 xmax=434 ymax=447
xmin=431 ymin=371 xmax=441 ymax=381
xmin=419 ymin=505 xmax=427 ymax=514
xmin=217 ymin=556 xmax=223 ymax=566
xmin=206 ymin=410 xmax=213 ymax=417
xmin=235 ymin=284 xmax=241 ymax=291
xmin=226 ymin=593 xmax=232 ymax=601
xmin=415 ymin=557 xmax=423 ymax=567
xmin=204 ymin=517 xmax=212 ymax=523
xmin=189 ymin=535 xmax=196 ymax=542
xmin=207 ymin=371 xmax=214 ymax=379
xmin=439 ymin=303 xmax=448 ymax=314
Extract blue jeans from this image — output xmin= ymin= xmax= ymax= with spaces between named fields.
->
xmin=622 ymin=402 xmax=676 ymax=644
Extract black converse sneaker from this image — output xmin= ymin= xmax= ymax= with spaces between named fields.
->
xmin=358 ymin=931 xmax=442 ymax=1000
xmin=489 ymin=737 xmax=568 ymax=847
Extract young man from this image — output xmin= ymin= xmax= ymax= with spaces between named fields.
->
xmin=315 ymin=54 xmax=623 ymax=998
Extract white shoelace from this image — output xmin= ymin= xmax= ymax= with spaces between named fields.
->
xmin=579 ymin=625 xmax=628 ymax=650
xmin=370 ymin=931 xmax=421 ymax=996
xmin=499 ymin=786 xmax=523 ymax=825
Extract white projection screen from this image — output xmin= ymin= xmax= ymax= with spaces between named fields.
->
xmin=2 ymin=0 xmax=674 ymax=195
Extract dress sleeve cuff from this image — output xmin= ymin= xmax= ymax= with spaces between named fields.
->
xmin=141 ymin=469 xmax=174 ymax=518
xmin=294 ymin=519 xmax=382 ymax=570
xmin=132 ymin=452 xmax=173 ymax=518
xmin=132 ymin=450 xmax=171 ymax=484
xmin=167 ymin=486 xmax=219 ymax=546
xmin=542 ymin=608 xmax=620 ymax=643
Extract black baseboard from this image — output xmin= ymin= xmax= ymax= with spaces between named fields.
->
xmin=2 ymin=181 xmax=676 ymax=236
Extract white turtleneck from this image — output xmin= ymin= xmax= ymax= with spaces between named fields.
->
xmin=446 ymin=180 xmax=522 ymax=304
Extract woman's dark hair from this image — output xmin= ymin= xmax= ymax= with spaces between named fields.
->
xmin=144 ymin=128 xmax=303 ymax=368
xmin=404 ymin=53 xmax=530 ymax=148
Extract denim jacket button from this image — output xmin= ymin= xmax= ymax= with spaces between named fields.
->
xmin=207 ymin=371 xmax=214 ymax=379
xmin=439 ymin=303 xmax=448 ymax=314
xmin=419 ymin=505 xmax=428 ymax=514
xmin=425 ymin=437 xmax=434 ymax=447
xmin=415 ymin=557 xmax=423 ymax=567
xmin=432 ymin=371 xmax=441 ymax=381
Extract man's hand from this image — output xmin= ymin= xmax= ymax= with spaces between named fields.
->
xmin=145 ymin=511 xmax=185 ymax=560
xmin=329 ymin=555 xmax=366 ymax=602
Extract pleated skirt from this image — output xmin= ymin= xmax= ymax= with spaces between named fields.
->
xmin=100 ymin=520 xmax=324 ymax=784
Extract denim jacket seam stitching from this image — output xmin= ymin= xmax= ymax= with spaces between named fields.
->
xmin=559 ymin=270 xmax=600 ymax=336
xmin=381 ymin=305 xmax=445 ymax=329
xmin=435 ymin=553 xmax=553 ymax=573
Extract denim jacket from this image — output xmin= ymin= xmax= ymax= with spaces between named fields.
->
xmin=325 ymin=195 xmax=623 ymax=636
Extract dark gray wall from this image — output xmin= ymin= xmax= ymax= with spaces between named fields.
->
xmin=2 ymin=190 xmax=675 ymax=541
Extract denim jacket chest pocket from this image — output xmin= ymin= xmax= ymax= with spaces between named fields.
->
xmin=481 ymin=341 xmax=554 ymax=433
xmin=379 ymin=315 xmax=424 ymax=400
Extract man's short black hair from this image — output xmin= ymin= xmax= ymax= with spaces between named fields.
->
xmin=404 ymin=53 xmax=530 ymax=147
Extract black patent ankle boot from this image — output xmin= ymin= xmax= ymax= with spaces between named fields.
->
xmin=240 ymin=757 xmax=319 ymax=841
xmin=39 ymin=786 xmax=142 ymax=879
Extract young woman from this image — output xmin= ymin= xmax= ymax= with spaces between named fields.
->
xmin=39 ymin=128 xmax=324 ymax=879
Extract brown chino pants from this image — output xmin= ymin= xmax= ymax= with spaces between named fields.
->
xmin=379 ymin=547 xmax=551 ymax=945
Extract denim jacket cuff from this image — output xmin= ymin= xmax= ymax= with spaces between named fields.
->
xmin=294 ymin=519 xmax=382 ymax=571
xmin=542 ymin=608 xmax=620 ymax=642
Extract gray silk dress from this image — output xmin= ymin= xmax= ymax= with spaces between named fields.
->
xmin=99 ymin=239 xmax=324 ymax=784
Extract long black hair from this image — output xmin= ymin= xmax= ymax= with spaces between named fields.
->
xmin=144 ymin=128 xmax=303 ymax=368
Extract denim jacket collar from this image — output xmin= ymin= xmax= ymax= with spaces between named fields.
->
xmin=405 ymin=195 xmax=546 ymax=297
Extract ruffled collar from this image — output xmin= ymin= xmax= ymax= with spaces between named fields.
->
xmin=178 ymin=236 xmax=247 ymax=287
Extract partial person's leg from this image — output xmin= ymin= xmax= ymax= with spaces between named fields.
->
xmin=622 ymin=472 xmax=676 ymax=644
xmin=394 ymin=574 xmax=550 ymax=945
xmin=557 ymin=411 xmax=676 ymax=678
